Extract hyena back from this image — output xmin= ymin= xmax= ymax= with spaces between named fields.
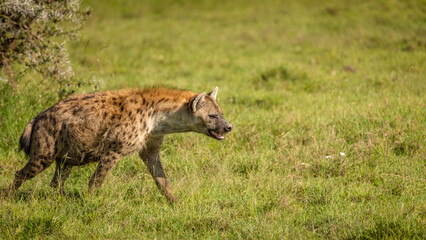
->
xmin=5 ymin=87 xmax=232 ymax=202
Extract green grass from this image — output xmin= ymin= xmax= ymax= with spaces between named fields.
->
xmin=1 ymin=0 xmax=425 ymax=238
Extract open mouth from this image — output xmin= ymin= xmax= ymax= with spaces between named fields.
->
xmin=208 ymin=129 xmax=225 ymax=140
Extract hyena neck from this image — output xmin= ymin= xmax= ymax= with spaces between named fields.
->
xmin=149 ymin=100 xmax=195 ymax=136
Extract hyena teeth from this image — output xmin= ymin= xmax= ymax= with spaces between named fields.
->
xmin=209 ymin=130 xmax=225 ymax=140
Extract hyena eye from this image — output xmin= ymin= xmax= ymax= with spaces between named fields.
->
xmin=208 ymin=114 xmax=218 ymax=119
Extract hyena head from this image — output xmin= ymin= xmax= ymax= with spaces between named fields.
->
xmin=189 ymin=87 xmax=232 ymax=140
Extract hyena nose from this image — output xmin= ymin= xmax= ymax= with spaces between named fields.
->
xmin=224 ymin=124 xmax=233 ymax=133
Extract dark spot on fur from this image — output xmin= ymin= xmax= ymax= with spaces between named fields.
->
xmin=63 ymin=98 xmax=77 ymax=103
xmin=51 ymin=128 xmax=57 ymax=136
xmin=36 ymin=114 xmax=47 ymax=121
xmin=103 ymin=112 xmax=108 ymax=119
xmin=28 ymin=162 xmax=40 ymax=171
xmin=72 ymin=106 xmax=83 ymax=115
xmin=142 ymin=98 xmax=146 ymax=105
xmin=120 ymin=106 xmax=124 ymax=111
xmin=142 ymin=122 xmax=146 ymax=129
xmin=111 ymin=115 xmax=116 ymax=120
xmin=82 ymin=95 xmax=94 ymax=100
xmin=51 ymin=117 xmax=57 ymax=126
xmin=40 ymin=159 xmax=48 ymax=168
xmin=101 ymin=99 xmax=106 ymax=103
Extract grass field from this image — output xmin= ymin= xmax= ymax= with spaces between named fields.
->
xmin=1 ymin=0 xmax=425 ymax=239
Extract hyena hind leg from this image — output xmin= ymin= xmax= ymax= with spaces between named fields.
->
xmin=50 ymin=160 xmax=73 ymax=194
xmin=50 ymin=160 xmax=61 ymax=188
xmin=5 ymin=156 xmax=55 ymax=194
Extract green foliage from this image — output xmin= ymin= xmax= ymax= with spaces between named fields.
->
xmin=0 ymin=0 xmax=90 ymax=97
xmin=0 ymin=0 xmax=425 ymax=239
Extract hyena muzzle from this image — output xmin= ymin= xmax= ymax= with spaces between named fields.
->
xmin=3 ymin=87 xmax=232 ymax=203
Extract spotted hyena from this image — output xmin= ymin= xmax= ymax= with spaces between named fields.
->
xmin=4 ymin=87 xmax=232 ymax=202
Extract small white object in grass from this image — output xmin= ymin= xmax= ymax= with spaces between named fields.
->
xmin=340 ymin=152 xmax=346 ymax=156
xmin=325 ymin=155 xmax=332 ymax=159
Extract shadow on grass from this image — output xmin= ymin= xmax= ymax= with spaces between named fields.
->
xmin=346 ymin=220 xmax=424 ymax=240
xmin=1 ymin=187 xmax=85 ymax=202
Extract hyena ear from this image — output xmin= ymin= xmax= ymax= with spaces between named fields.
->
xmin=191 ymin=92 xmax=206 ymax=113
xmin=208 ymin=86 xmax=219 ymax=100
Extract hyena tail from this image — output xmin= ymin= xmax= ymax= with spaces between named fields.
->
xmin=19 ymin=118 xmax=35 ymax=156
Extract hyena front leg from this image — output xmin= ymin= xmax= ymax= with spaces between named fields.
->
xmin=139 ymin=136 xmax=176 ymax=203
xmin=88 ymin=152 xmax=120 ymax=193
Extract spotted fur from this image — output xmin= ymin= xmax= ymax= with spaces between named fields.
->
xmin=5 ymin=87 xmax=232 ymax=202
